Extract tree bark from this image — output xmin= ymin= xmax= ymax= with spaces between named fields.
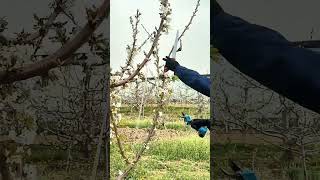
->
xmin=0 ymin=0 xmax=110 ymax=85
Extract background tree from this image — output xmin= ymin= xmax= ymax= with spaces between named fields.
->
xmin=0 ymin=0 xmax=110 ymax=179
xmin=109 ymin=0 xmax=205 ymax=179
xmin=213 ymin=56 xmax=320 ymax=179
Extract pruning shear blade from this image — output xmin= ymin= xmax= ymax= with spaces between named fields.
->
xmin=171 ymin=30 xmax=179 ymax=59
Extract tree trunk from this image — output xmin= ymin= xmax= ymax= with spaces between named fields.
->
xmin=301 ymin=144 xmax=308 ymax=180
xmin=0 ymin=141 xmax=12 ymax=180
xmin=82 ymin=141 xmax=90 ymax=159
xmin=0 ymin=154 xmax=11 ymax=180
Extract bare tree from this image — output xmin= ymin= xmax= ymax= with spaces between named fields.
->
xmin=213 ymin=59 xmax=320 ymax=179
xmin=0 ymin=0 xmax=110 ymax=179
xmin=110 ymin=0 xmax=202 ymax=179
xmin=0 ymin=0 xmax=109 ymax=84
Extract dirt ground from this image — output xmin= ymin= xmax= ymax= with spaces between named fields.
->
xmin=116 ymin=128 xmax=283 ymax=144
xmin=213 ymin=132 xmax=283 ymax=145
xmin=0 ymin=130 xmax=282 ymax=145
xmin=117 ymin=127 xmax=194 ymax=143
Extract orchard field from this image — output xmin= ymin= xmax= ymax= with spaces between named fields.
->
xmin=109 ymin=0 xmax=211 ymax=178
xmin=110 ymin=105 xmax=210 ymax=179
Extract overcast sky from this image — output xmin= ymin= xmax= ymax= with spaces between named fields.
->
xmin=213 ymin=0 xmax=320 ymax=114
xmin=1 ymin=0 xmax=102 ymax=31
xmin=218 ymin=0 xmax=320 ymax=41
xmin=2 ymin=0 xmax=320 ymax=73
xmin=1 ymin=0 xmax=106 ymax=54
xmin=110 ymin=0 xmax=210 ymax=75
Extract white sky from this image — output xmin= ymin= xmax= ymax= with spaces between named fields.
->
xmin=2 ymin=0 xmax=320 ymax=74
xmin=110 ymin=0 xmax=210 ymax=75
xmin=219 ymin=0 xmax=320 ymax=41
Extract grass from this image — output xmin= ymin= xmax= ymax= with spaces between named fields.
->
xmin=118 ymin=104 xmax=209 ymax=131
xmin=26 ymin=145 xmax=70 ymax=163
xmin=164 ymin=121 xmax=188 ymax=131
xmin=111 ymin=135 xmax=210 ymax=179
xmin=26 ymin=142 xmax=320 ymax=179
xmin=21 ymin=105 xmax=209 ymax=179
xmin=111 ymin=105 xmax=210 ymax=179
xmin=148 ymin=136 xmax=209 ymax=161
xmin=212 ymin=143 xmax=320 ymax=179
xmin=118 ymin=118 xmax=188 ymax=131
xmin=118 ymin=118 xmax=153 ymax=129
xmin=0 ymin=105 xmax=209 ymax=180
xmin=287 ymin=168 xmax=320 ymax=180
xmin=119 ymin=105 xmax=209 ymax=120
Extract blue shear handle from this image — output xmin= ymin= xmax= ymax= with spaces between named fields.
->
xmin=240 ymin=169 xmax=258 ymax=180
xmin=198 ymin=127 xmax=208 ymax=137
xmin=183 ymin=115 xmax=192 ymax=125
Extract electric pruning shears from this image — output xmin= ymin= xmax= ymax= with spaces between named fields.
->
xmin=181 ymin=112 xmax=209 ymax=138
xmin=221 ymin=160 xmax=258 ymax=180
xmin=164 ymin=30 xmax=181 ymax=72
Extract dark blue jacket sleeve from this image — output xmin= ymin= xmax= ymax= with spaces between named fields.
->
xmin=174 ymin=65 xmax=210 ymax=97
xmin=212 ymin=11 xmax=320 ymax=114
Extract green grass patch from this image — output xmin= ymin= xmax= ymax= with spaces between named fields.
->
xmin=119 ymin=105 xmax=209 ymax=119
xmin=111 ymin=134 xmax=209 ymax=179
xmin=26 ymin=145 xmax=69 ymax=163
xmin=118 ymin=118 xmax=152 ymax=129
xmin=164 ymin=121 xmax=188 ymax=131
xmin=148 ymin=136 xmax=209 ymax=161
xmin=118 ymin=118 xmax=188 ymax=131
xmin=287 ymin=168 xmax=320 ymax=180
xmin=211 ymin=143 xmax=320 ymax=179
xmin=213 ymin=143 xmax=280 ymax=160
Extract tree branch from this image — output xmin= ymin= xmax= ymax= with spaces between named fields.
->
xmin=110 ymin=18 xmax=165 ymax=88
xmin=0 ymin=0 xmax=110 ymax=84
xmin=291 ymin=40 xmax=320 ymax=48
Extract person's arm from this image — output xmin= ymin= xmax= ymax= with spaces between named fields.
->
xmin=190 ymin=119 xmax=211 ymax=130
xmin=163 ymin=57 xmax=211 ymax=97
xmin=174 ymin=65 xmax=210 ymax=97
xmin=212 ymin=2 xmax=320 ymax=114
